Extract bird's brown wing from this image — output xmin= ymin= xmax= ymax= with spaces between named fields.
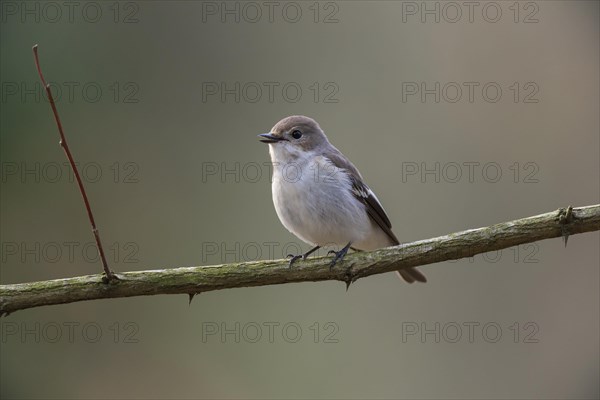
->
xmin=325 ymin=149 xmax=427 ymax=283
xmin=324 ymin=149 xmax=397 ymax=243
xmin=349 ymin=175 xmax=400 ymax=245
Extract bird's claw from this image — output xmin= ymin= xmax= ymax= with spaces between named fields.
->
xmin=328 ymin=246 xmax=350 ymax=270
xmin=287 ymin=254 xmax=303 ymax=268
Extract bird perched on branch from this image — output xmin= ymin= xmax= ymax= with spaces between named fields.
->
xmin=259 ymin=115 xmax=426 ymax=283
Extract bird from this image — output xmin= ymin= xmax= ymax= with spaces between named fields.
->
xmin=258 ymin=115 xmax=426 ymax=283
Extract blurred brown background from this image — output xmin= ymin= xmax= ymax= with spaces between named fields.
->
xmin=1 ymin=1 xmax=598 ymax=399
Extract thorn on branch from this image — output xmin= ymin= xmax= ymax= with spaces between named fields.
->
xmin=344 ymin=266 xmax=355 ymax=291
xmin=559 ymin=205 xmax=574 ymax=247
xmin=188 ymin=293 xmax=199 ymax=305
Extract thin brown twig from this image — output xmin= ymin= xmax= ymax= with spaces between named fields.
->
xmin=32 ymin=44 xmax=116 ymax=282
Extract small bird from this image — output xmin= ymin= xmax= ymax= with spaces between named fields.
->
xmin=258 ymin=115 xmax=426 ymax=283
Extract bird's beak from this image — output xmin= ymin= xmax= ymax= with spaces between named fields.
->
xmin=258 ymin=133 xmax=287 ymax=143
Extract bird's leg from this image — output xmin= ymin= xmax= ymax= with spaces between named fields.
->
xmin=287 ymin=245 xmax=321 ymax=268
xmin=327 ymin=242 xmax=352 ymax=270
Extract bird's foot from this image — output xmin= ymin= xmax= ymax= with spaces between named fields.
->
xmin=327 ymin=242 xmax=352 ymax=270
xmin=286 ymin=246 xmax=321 ymax=268
xmin=287 ymin=254 xmax=304 ymax=268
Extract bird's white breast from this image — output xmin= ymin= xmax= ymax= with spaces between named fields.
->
xmin=269 ymin=149 xmax=372 ymax=247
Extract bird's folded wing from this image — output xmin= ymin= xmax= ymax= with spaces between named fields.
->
xmin=324 ymin=151 xmax=400 ymax=245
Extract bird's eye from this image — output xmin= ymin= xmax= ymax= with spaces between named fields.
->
xmin=291 ymin=130 xmax=302 ymax=139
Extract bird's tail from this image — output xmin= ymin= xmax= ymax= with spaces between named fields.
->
xmin=396 ymin=267 xmax=427 ymax=283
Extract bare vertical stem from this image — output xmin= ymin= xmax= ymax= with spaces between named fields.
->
xmin=32 ymin=44 xmax=116 ymax=282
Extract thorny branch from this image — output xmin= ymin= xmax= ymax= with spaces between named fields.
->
xmin=1 ymin=205 xmax=598 ymax=315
